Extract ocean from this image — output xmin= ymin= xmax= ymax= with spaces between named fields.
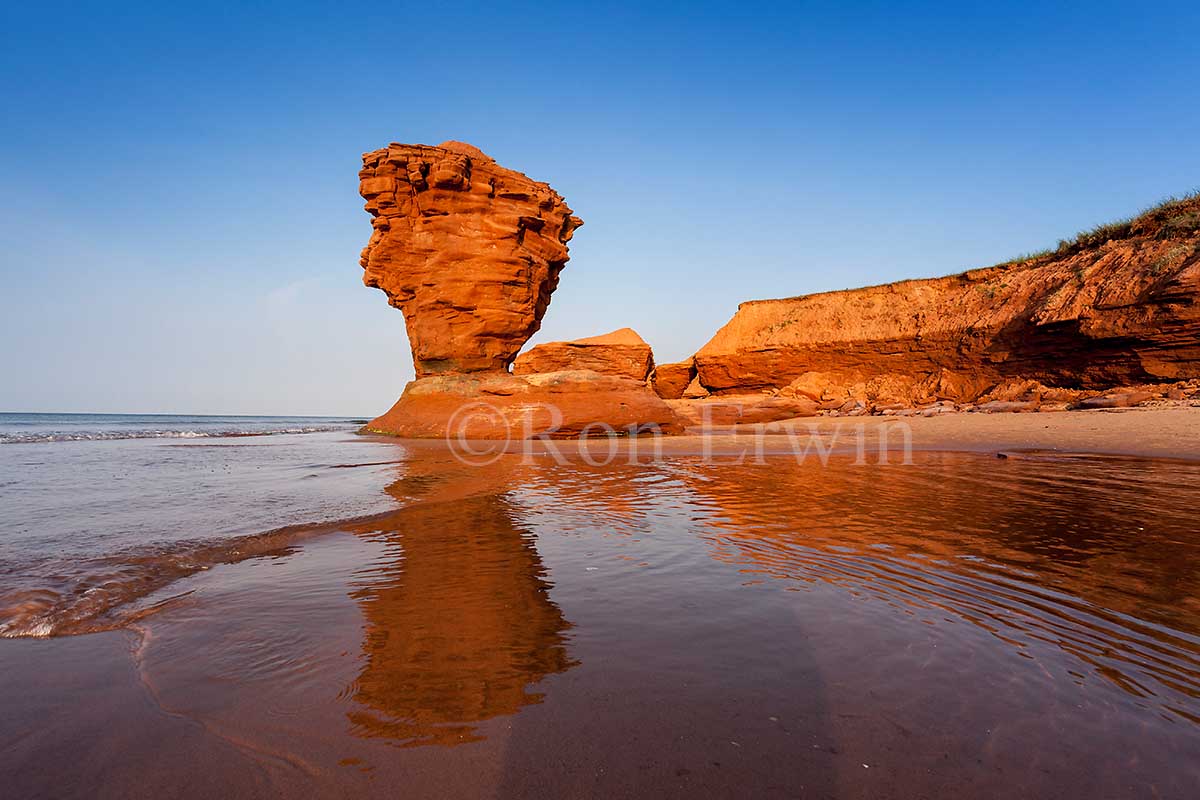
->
xmin=0 ymin=413 xmax=403 ymax=638
xmin=0 ymin=412 xmax=360 ymax=444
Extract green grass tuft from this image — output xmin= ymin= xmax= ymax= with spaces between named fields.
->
xmin=1003 ymin=248 xmax=1055 ymax=266
xmin=998 ymin=189 xmax=1200 ymax=267
xmin=1056 ymin=189 xmax=1200 ymax=255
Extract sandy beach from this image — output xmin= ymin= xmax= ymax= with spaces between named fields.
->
xmin=399 ymin=406 xmax=1200 ymax=462
xmin=745 ymin=406 xmax=1200 ymax=460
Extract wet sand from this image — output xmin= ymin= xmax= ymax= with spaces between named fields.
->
xmin=515 ymin=406 xmax=1200 ymax=461
xmin=801 ymin=406 xmax=1200 ymax=460
xmin=3 ymin=411 xmax=1200 ymax=798
xmin=389 ymin=406 xmax=1200 ymax=469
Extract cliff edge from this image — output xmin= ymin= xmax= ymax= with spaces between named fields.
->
xmin=693 ymin=195 xmax=1200 ymax=408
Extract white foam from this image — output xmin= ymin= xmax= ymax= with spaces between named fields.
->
xmin=0 ymin=425 xmax=350 ymax=444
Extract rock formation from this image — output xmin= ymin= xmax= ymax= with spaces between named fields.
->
xmin=692 ymin=195 xmax=1200 ymax=410
xmin=358 ymin=143 xmax=1199 ymax=434
xmin=360 ymin=141 xmax=582 ymax=376
xmin=667 ymin=395 xmax=820 ymax=427
xmin=367 ymin=371 xmax=682 ymax=439
xmin=649 ymin=360 xmax=697 ymax=400
xmin=358 ymin=141 xmax=683 ymax=438
xmin=513 ymin=328 xmax=653 ymax=380
xmin=347 ymin=485 xmax=574 ymax=746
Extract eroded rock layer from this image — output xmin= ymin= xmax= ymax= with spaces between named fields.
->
xmin=366 ymin=372 xmax=683 ymax=439
xmin=358 ymin=141 xmax=688 ymax=438
xmin=513 ymin=328 xmax=654 ymax=381
xmin=695 ymin=197 xmax=1200 ymax=406
xmin=359 ymin=141 xmax=583 ymax=376
xmin=649 ymin=360 xmax=697 ymax=400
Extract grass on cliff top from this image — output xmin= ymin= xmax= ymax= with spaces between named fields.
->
xmin=1000 ymin=189 xmax=1200 ymax=268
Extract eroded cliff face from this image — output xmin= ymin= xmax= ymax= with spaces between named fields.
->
xmin=694 ymin=197 xmax=1200 ymax=407
xmin=359 ymin=141 xmax=583 ymax=376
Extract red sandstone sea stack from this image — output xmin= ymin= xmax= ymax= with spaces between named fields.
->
xmin=359 ymin=141 xmax=683 ymax=439
xmin=360 ymin=140 xmax=582 ymax=376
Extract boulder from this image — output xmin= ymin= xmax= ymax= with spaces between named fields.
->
xmin=650 ymin=360 xmax=697 ymax=400
xmin=513 ymin=328 xmax=653 ymax=381
xmin=976 ymin=400 xmax=1041 ymax=413
xmin=1072 ymin=391 xmax=1155 ymax=410
xmin=682 ymin=376 xmax=710 ymax=399
xmin=667 ymin=395 xmax=820 ymax=428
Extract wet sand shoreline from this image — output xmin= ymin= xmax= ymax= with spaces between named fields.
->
xmin=374 ymin=406 xmax=1200 ymax=462
xmin=789 ymin=406 xmax=1200 ymax=460
xmin=4 ymin=410 xmax=1200 ymax=798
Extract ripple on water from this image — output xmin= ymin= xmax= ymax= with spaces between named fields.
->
xmin=5 ymin=447 xmax=1200 ymax=798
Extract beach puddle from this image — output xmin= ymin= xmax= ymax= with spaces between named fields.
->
xmin=3 ymin=447 xmax=1200 ymax=797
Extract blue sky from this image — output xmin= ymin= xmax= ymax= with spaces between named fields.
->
xmin=2 ymin=1 xmax=1197 ymax=415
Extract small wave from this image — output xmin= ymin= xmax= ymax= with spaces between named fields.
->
xmin=0 ymin=507 xmax=402 ymax=639
xmin=0 ymin=426 xmax=351 ymax=444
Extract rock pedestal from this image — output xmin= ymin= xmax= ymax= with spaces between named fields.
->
xmin=358 ymin=141 xmax=681 ymax=439
xmin=360 ymin=141 xmax=583 ymax=376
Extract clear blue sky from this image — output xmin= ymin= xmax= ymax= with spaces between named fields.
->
xmin=2 ymin=1 xmax=1197 ymax=415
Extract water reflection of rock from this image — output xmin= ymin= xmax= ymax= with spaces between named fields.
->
xmin=670 ymin=455 xmax=1200 ymax=633
xmin=501 ymin=452 xmax=1200 ymax=713
xmin=344 ymin=469 xmax=575 ymax=747
xmin=667 ymin=455 xmax=1200 ymax=712
xmin=339 ymin=448 xmax=1200 ymax=748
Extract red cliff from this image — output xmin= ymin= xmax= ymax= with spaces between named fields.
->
xmin=693 ymin=195 xmax=1200 ymax=408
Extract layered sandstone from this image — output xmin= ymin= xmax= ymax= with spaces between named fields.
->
xmin=667 ymin=395 xmax=820 ymax=427
xmin=359 ymin=141 xmax=582 ymax=376
xmin=358 ymin=141 xmax=683 ymax=438
xmin=513 ymin=328 xmax=653 ymax=380
xmin=365 ymin=372 xmax=682 ymax=439
xmin=650 ymin=360 xmax=697 ymax=400
xmin=694 ymin=196 xmax=1200 ymax=407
